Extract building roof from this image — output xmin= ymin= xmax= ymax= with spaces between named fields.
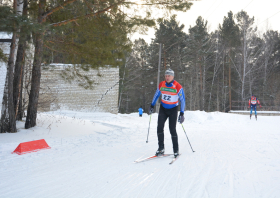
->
xmin=0 ymin=32 xmax=12 ymax=42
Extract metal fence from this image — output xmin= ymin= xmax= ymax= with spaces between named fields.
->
xmin=231 ymin=100 xmax=280 ymax=111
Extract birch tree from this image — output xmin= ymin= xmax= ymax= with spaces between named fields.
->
xmin=236 ymin=10 xmax=256 ymax=103
xmin=13 ymin=0 xmax=27 ymax=120
xmin=0 ymin=0 xmax=22 ymax=132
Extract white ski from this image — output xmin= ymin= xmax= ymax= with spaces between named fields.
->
xmin=134 ymin=154 xmax=173 ymax=163
xmin=169 ymin=154 xmax=181 ymax=165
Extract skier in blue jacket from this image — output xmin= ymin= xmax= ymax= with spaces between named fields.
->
xmin=138 ymin=106 xmax=144 ymax=117
xmin=148 ymin=69 xmax=185 ymax=158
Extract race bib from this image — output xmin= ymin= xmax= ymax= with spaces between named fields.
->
xmin=162 ymin=94 xmax=178 ymax=102
xmin=251 ymin=99 xmax=257 ymax=105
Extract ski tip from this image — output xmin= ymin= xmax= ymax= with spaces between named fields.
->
xmin=169 ymin=153 xmax=182 ymax=165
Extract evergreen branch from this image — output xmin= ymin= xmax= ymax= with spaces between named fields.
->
xmin=108 ymin=10 xmax=118 ymax=20
xmin=46 ymin=40 xmax=84 ymax=49
xmin=0 ymin=48 xmax=8 ymax=62
xmin=44 ymin=43 xmax=83 ymax=55
xmin=74 ymin=21 xmax=80 ymax=26
xmin=120 ymin=10 xmax=137 ymax=21
xmin=47 ymin=39 xmax=64 ymax=43
xmin=50 ymin=2 xmax=122 ymax=27
xmin=123 ymin=1 xmax=184 ymax=5
xmin=83 ymin=0 xmax=94 ymax=12
xmin=43 ymin=0 xmax=78 ymax=18
xmin=117 ymin=8 xmax=125 ymax=16
xmin=44 ymin=44 xmax=66 ymax=53
xmin=164 ymin=37 xmax=184 ymax=51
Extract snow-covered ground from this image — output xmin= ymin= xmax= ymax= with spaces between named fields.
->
xmin=0 ymin=110 xmax=280 ymax=198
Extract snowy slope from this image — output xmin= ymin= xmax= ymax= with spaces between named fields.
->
xmin=0 ymin=111 xmax=280 ymax=198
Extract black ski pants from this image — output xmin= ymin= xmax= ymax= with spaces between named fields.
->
xmin=157 ymin=104 xmax=179 ymax=153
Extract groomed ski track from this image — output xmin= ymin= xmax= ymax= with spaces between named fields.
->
xmin=0 ymin=111 xmax=280 ymax=198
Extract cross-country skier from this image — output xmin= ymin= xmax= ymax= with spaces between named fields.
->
xmin=138 ymin=106 xmax=144 ymax=117
xmin=248 ymin=95 xmax=262 ymax=119
xmin=148 ymin=68 xmax=185 ymax=158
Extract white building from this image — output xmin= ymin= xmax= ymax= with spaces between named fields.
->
xmin=0 ymin=32 xmax=119 ymax=114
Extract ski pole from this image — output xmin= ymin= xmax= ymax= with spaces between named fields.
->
xmin=146 ymin=114 xmax=152 ymax=143
xmin=181 ymin=124 xmax=195 ymax=152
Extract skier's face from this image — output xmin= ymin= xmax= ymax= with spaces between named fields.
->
xmin=165 ymin=75 xmax=174 ymax=83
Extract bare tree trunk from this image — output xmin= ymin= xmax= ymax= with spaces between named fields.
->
xmin=202 ymin=56 xmax=206 ymax=111
xmin=13 ymin=40 xmax=26 ymax=119
xmin=13 ymin=0 xmax=27 ymax=120
xmin=262 ymin=36 xmax=274 ymax=104
xmin=208 ymin=35 xmax=220 ymax=111
xmin=0 ymin=0 xmax=18 ymax=133
xmin=222 ymin=51 xmax=226 ymax=112
xmin=208 ymin=34 xmax=218 ymax=111
xmin=25 ymin=0 xmax=45 ymax=129
xmin=228 ymin=49 xmax=232 ymax=110
xmin=217 ymin=77 xmax=220 ymax=111
xmin=17 ymin=73 xmax=24 ymax=120
xmin=195 ymin=61 xmax=199 ymax=110
xmin=241 ymin=29 xmax=247 ymax=102
xmin=164 ymin=50 xmax=166 ymax=70
xmin=0 ymin=37 xmax=17 ymax=132
xmin=190 ymin=75 xmax=193 ymax=110
xmin=118 ymin=57 xmax=128 ymax=112
xmin=249 ymin=70 xmax=252 ymax=95
xmin=199 ymin=60 xmax=203 ymax=110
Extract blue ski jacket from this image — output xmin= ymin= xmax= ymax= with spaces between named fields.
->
xmin=138 ymin=108 xmax=143 ymax=115
xmin=151 ymin=80 xmax=185 ymax=113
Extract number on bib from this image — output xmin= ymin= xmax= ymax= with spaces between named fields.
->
xmin=163 ymin=95 xmax=171 ymax=101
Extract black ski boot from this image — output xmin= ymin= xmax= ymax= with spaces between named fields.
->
xmin=255 ymin=115 xmax=257 ymax=120
xmin=250 ymin=114 xmax=252 ymax=119
xmin=174 ymin=150 xmax=179 ymax=158
xmin=174 ymin=152 xmax=179 ymax=158
xmin=155 ymin=147 xmax=165 ymax=156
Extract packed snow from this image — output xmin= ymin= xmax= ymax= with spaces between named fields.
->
xmin=0 ymin=110 xmax=280 ymax=198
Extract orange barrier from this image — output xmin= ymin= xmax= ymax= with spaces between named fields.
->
xmin=12 ymin=139 xmax=51 ymax=155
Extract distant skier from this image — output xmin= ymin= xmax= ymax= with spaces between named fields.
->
xmin=138 ymin=106 xmax=144 ymax=117
xmin=248 ymin=95 xmax=262 ymax=119
xmin=148 ymin=68 xmax=185 ymax=158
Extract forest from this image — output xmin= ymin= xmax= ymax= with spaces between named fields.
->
xmin=1 ymin=0 xmax=280 ymax=132
xmin=0 ymin=0 xmax=193 ymax=132
xmin=118 ymin=11 xmax=280 ymax=114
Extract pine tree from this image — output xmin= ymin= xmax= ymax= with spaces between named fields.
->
xmin=154 ymin=15 xmax=186 ymax=71
xmin=186 ymin=16 xmax=211 ymax=110
xmin=24 ymin=0 xmax=193 ymax=128
xmin=219 ymin=11 xmax=240 ymax=110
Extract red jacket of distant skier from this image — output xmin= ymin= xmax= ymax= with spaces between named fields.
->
xmin=248 ymin=96 xmax=260 ymax=106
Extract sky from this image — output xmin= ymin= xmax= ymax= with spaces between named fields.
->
xmin=131 ymin=0 xmax=280 ymax=43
